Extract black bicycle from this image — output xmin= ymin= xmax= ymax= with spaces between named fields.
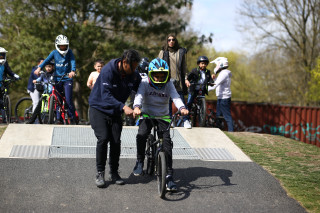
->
xmin=142 ymin=112 xmax=179 ymax=199
xmin=188 ymin=82 xmax=210 ymax=127
xmin=1 ymin=78 xmax=17 ymax=124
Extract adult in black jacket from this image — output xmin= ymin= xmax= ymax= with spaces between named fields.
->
xmin=89 ymin=49 xmax=141 ymax=188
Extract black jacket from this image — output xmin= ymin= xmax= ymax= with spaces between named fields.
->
xmin=187 ymin=68 xmax=212 ymax=95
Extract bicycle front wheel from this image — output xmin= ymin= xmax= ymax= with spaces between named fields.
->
xmin=198 ymin=98 xmax=207 ymax=127
xmin=14 ymin=97 xmax=32 ymax=123
xmin=4 ymin=95 xmax=11 ymax=124
xmin=157 ymin=151 xmax=167 ymax=198
xmin=40 ymin=96 xmax=49 ymax=124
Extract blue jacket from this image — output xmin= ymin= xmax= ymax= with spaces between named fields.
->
xmin=39 ymin=49 xmax=76 ymax=82
xmin=0 ymin=61 xmax=16 ymax=88
xmin=89 ymin=58 xmax=141 ymax=116
xmin=27 ymin=66 xmax=39 ymax=92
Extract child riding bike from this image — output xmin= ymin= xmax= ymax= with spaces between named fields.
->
xmin=184 ymin=56 xmax=213 ymax=128
xmin=132 ymin=58 xmax=189 ymax=192
xmin=0 ymin=47 xmax=20 ymax=123
xmin=34 ymin=34 xmax=77 ymax=124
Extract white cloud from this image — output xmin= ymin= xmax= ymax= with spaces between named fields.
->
xmin=188 ymin=0 xmax=245 ymax=52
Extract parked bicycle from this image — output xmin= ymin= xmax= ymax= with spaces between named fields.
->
xmin=142 ymin=111 xmax=180 ymax=199
xmin=14 ymin=97 xmax=33 ymax=123
xmin=48 ymin=73 xmax=79 ymax=124
xmin=0 ymin=78 xmax=17 ymax=124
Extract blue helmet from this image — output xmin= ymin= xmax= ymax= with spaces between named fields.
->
xmin=148 ymin=58 xmax=169 ymax=89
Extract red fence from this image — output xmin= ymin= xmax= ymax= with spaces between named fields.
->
xmin=205 ymin=101 xmax=320 ymax=147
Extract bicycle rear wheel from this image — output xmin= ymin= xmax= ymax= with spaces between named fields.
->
xmin=14 ymin=97 xmax=32 ymax=123
xmin=198 ymin=98 xmax=207 ymax=127
xmin=146 ymin=134 xmax=155 ymax=175
xmin=157 ymin=151 xmax=167 ymax=198
xmin=4 ymin=95 xmax=11 ymax=124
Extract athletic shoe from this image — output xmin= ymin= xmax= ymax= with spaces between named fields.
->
xmin=184 ymin=120 xmax=192 ymax=129
xmin=166 ymin=175 xmax=177 ymax=192
xmin=95 ymin=171 xmax=105 ymax=188
xmin=108 ymin=172 xmax=125 ymax=185
xmin=133 ymin=160 xmax=144 ymax=176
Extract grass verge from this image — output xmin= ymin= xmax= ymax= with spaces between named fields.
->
xmin=225 ymin=132 xmax=320 ymax=213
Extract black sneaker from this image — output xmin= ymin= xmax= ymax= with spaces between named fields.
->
xmin=108 ymin=172 xmax=125 ymax=185
xmin=95 ymin=171 xmax=105 ymax=188
xmin=166 ymin=175 xmax=177 ymax=192
xmin=133 ymin=160 xmax=144 ymax=176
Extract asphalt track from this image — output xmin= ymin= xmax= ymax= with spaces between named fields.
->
xmin=0 ymin=124 xmax=306 ymax=213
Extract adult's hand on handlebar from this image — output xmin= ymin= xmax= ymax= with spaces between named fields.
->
xmin=123 ymin=105 xmax=134 ymax=117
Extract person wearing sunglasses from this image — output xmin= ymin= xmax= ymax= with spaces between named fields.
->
xmin=158 ymin=34 xmax=190 ymax=128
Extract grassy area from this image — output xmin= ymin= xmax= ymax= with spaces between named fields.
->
xmin=0 ymin=125 xmax=7 ymax=139
xmin=225 ymin=132 xmax=320 ymax=213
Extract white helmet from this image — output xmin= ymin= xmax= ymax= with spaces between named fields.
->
xmin=0 ymin=47 xmax=8 ymax=65
xmin=55 ymin=34 xmax=69 ymax=56
xmin=210 ymin=57 xmax=228 ymax=74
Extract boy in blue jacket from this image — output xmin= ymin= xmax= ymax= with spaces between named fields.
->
xmin=34 ymin=35 xmax=77 ymax=124
xmin=89 ymin=49 xmax=142 ymax=188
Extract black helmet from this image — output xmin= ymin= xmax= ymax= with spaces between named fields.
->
xmin=197 ymin=56 xmax=209 ymax=64
xmin=137 ymin=57 xmax=149 ymax=74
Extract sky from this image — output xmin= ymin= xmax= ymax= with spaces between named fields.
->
xmin=188 ymin=0 xmax=246 ymax=52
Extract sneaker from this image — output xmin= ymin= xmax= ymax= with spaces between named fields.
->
xmin=95 ymin=171 xmax=105 ymax=188
xmin=133 ymin=160 xmax=144 ymax=176
xmin=108 ymin=172 xmax=125 ymax=185
xmin=166 ymin=175 xmax=177 ymax=192
xmin=184 ymin=120 xmax=192 ymax=129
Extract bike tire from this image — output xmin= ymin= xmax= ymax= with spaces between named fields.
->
xmin=157 ymin=151 xmax=167 ymax=198
xmin=4 ymin=95 xmax=11 ymax=124
xmin=198 ymin=98 xmax=207 ymax=127
xmin=40 ymin=96 xmax=49 ymax=124
xmin=48 ymin=96 xmax=56 ymax=124
xmin=146 ymin=134 xmax=155 ymax=175
xmin=14 ymin=97 xmax=33 ymax=123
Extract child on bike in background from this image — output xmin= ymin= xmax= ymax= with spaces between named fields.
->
xmin=132 ymin=58 xmax=189 ymax=192
xmin=87 ymin=59 xmax=104 ymax=90
xmin=34 ymin=34 xmax=77 ymax=124
xmin=26 ymin=60 xmax=55 ymax=124
xmin=0 ymin=47 xmax=20 ymax=123
xmin=184 ymin=56 xmax=213 ymax=128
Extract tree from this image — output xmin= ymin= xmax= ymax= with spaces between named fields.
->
xmin=238 ymin=0 xmax=320 ymax=106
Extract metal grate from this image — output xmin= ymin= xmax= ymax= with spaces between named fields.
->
xmin=194 ymin=148 xmax=235 ymax=160
xmin=49 ymin=127 xmax=199 ymax=159
xmin=10 ymin=145 xmax=49 ymax=158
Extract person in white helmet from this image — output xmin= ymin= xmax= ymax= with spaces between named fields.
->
xmin=0 ymin=47 xmax=20 ymax=123
xmin=34 ymin=35 xmax=77 ymax=124
xmin=208 ymin=57 xmax=234 ymax=132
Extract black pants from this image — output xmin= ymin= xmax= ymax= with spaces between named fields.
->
xmin=90 ymin=107 xmax=123 ymax=173
xmin=136 ymin=119 xmax=173 ymax=175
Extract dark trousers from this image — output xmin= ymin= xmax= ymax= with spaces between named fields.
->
xmin=56 ymin=80 xmax=75 ymax=120
xmin=90 ymin=107 xmax=123 ymax=172
xmin=136 ymin=119 xmax=173 ymax=175
xmin=216 ymin=98 xmax=234 ymax=132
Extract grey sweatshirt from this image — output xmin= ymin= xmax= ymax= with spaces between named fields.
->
xmin=133 ymin=78 xmax=186 ymax=116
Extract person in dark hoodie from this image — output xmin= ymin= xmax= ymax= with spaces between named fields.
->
xmin=89 ymin=49 xmax=141 ymax=188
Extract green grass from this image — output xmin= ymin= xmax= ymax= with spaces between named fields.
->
xmin=225 ymin=132 xmax=320 ymax=213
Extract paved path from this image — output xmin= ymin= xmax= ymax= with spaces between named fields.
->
xmin=0 ymin=124 xmax=306 ymax=212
